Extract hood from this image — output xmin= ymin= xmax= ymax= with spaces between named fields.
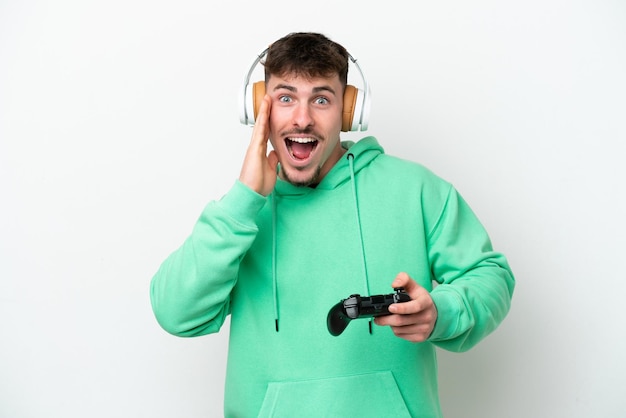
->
xmin=273 ymin=136 xmax=384 ymax=197
xmin=269 ymin=136 xmax=384 ymax=332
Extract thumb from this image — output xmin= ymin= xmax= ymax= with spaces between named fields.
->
xmin=391 ymin=272 xmax=424 ymax=300
xmin=391 ymin=272 xmax=411 ymax=289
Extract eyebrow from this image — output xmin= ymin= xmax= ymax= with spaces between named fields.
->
xmin=272 ymin=83 xmax=337 ymax=96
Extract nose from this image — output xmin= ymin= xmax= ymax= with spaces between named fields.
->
xmin=292 ymin=103 xmax=314 ymax=129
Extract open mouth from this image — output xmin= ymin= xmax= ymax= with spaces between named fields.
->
xmin=286 ymin=137 xmax=318 ymax=161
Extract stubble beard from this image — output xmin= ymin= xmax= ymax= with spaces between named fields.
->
xmin=281 ymin=165 xmax=322 ymax=188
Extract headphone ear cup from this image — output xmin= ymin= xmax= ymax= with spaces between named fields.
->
xmin=343 ymin=84 xmax=370 ymax=132
xmin=252 ymin=81 xmax=265 ymax=123
xmin=342 ymin=85 xmax=358 ymax=132
xmin=240 ymin=81 xmax=265 ymax=126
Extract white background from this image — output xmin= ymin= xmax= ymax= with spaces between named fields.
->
xmin=1 ymin=1 xmax=625 ymax=417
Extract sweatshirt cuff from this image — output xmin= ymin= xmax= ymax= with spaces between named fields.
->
xmin=216 ymin=180 xmax=268 ymax=225
xmin=428 ymin=286 xmax=465 ymax=341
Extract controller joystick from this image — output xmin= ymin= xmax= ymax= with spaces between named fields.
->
xmin=327 ymin=287 xmax=411 ymax=336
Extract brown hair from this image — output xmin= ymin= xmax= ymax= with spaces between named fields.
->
xmin=263 ymin=32 xmax=349 ymax=87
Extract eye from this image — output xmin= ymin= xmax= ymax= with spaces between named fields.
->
xmin=278 ymin=95 xmax=292 ymax=103
xmin=314 ymin=96 xmax=329 ymax=105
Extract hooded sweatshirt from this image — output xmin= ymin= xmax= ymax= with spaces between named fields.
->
xmin=150 ymin=136 xmax=515 ymax=418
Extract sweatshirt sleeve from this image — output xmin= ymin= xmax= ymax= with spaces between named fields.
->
xmin=426 ymin=186 xmax=515 ymax=352
xmin=150 ymin=180 xmax=267 ymax=337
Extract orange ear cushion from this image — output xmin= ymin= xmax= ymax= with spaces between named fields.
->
xmin=342 ymin=85 xmax=357 ymax=132
xmin=252 ymin=81 xmax=266 ymax=121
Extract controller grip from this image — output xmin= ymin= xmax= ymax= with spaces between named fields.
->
xmin=327 ymin=301 xmax=351 ymax=336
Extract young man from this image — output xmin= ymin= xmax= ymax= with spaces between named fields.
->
xmin=150 ymin=32 xmax=515 ymax=417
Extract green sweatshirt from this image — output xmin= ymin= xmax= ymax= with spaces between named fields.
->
xmin=150 ymin=136 xmax=515 ymax=417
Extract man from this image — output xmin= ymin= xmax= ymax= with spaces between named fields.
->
xmin=150 ymin=32 xmax=515 ymax=417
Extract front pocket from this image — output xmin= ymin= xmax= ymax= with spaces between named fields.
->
xmin=258 ymin=371 xmax=412 ymax=418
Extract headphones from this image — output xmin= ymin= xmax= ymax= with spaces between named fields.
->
xmin=239 ymin=47 xmax=371 ymax=132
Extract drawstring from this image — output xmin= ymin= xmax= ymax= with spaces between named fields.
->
xmin=348 ymin=153 xmax=373 ymax=334
xmin=271 ymin=193 xmax=279 ymax=332
xmin=271 ymin=152 xmax=372 ymax=334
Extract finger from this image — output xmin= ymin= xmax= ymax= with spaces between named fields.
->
xmin=388 ymin=297 xmax=423 ymax=315
xmin=387 ymin=273 xmax=426 ymax=314
xmin=390 ymin=272 xmax=422 ymax=299
xmin=390 ymin=323 xmax=433 ymax=343
xmin=250 ymin=95 xmax=271 ymax=156
xmin=374 ymin=311 xmax=435 ymax=341
xmin=374 ymin=312 xmax=415 ymax=327
xmin=257 ymin=94 xmax=271 ymax=123
xmin=250 ymin=95 xmax=271 ymax=146
xmin=390 ymin=271 xmax=411 ymax=289
xmin=388 ymin=285 xmax=431 ymax=315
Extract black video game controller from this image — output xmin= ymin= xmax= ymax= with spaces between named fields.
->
xmin=327 ymin=287 xmax=411 ymax=336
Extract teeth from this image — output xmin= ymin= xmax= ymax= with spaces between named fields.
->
xmin=287 ymin=137 xmax=316 ymax=143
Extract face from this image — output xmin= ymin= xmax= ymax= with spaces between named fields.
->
xmin=266 ymin=73 xmax=345 ymax=187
